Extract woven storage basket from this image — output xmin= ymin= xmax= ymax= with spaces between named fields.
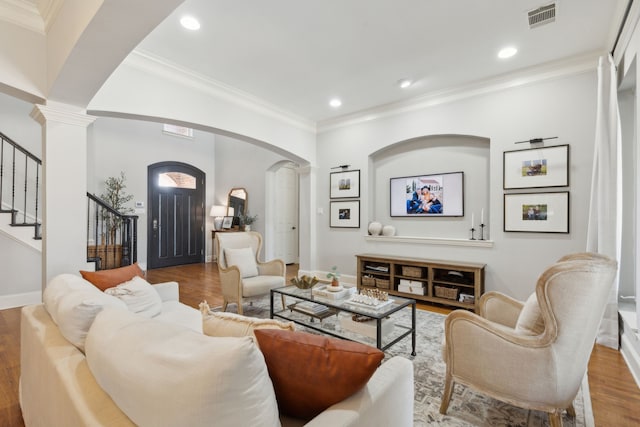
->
xmin=361 ymin=276 xmax=376 ymax=287
xmin=402 ymin=266 xmax=423 ymax=278
xmin=375 ymin=278 xmax=390 ymax=289
xmin=435 ymin=286 xmax=459 ymax=300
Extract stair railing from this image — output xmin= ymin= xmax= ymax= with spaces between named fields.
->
xmin=86 ymin=193 xmax=138 ymax=270
xmin=0 ymin=131 xmax=42 ymax=239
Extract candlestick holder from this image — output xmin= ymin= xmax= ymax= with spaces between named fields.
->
xmin=479 ymin=223 xmax=485 ymax=240
xmin=469 ymin=227 xmax=476 ymax=240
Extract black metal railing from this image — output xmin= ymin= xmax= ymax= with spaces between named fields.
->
xmin=0 ymin=131 xmax=41 ymax=239
xmin=0 ymin=130 xmax=139 ymax=270
xmin=86 ymin=193 xmax=138 ymax=271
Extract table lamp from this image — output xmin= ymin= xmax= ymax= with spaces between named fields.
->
xmin=210 ymin=205 xmax=227 ymax=230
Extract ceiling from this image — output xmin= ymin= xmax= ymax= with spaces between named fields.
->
xmin=134 ymin=0 xmax=628 ymax=123
xmin=1 ymin=0 xmax=629 ymax=123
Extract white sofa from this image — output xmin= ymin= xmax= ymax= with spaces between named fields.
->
xmin=20 ymin=273 xmax=414 ymax=427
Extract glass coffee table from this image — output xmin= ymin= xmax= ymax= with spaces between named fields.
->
xmin=270 ymin=286 xmax=416 ymax=355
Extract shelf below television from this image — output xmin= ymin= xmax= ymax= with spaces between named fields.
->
xmin=364 ymin=235 xmax=494 ymax=248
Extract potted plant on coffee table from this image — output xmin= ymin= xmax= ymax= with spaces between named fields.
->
xmin=326 ymin=266 xmax=341 ymax=288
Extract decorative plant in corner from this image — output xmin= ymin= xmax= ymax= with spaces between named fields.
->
xmin=100 ymin=172 xmax=134 ymax=245
xmin=239 ymin=212 xmax=258 ymax=231
xmin=326 ymin=266 xmax=341 ymax=287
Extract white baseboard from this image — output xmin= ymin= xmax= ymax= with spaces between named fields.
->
xmin=0 ymin=291 xmax=41 ymax=310
xmin=619 ymin=305 xmax=640 ymax=389
xmin=620 ymin=329 xmax=640 ymax=390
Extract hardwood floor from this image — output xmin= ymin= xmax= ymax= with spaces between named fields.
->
xmin=1 ymin=262 xmax=639 ymax=426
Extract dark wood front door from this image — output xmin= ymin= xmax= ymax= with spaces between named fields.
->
xmin=147 ymin=162 xmax=205 ymax=269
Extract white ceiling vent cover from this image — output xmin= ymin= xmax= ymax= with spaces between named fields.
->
xmin=528 ymin=3 xmax=556 ymax=29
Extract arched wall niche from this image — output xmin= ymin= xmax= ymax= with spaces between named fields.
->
xmin=367 ymin=134 xmax=490 ymax=239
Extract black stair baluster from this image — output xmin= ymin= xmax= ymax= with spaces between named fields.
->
xmin=0 ymin=136 xmax=4 ymax=206
xmin=23 ymin=155 xmax=28 ymax=224
xmin=11 ymin=145 xmax=15 ymax=222
xmin=34 ymin=163 xmax=40 ymax=239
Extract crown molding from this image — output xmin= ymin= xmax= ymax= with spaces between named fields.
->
xmin=0 ymin=0 xmax=44 ymax=33
xmin=30 ymin=103 xmax=97 ymax=127
xmin=317 ymin=51 xmax=603 ymax=134
xmin=37 ymin=0 xmax=63 ymax=33
xmin=125 ymin=49 xmax=316 ymax=134
xmin=120 ymin=49 xmax=602 ymax=137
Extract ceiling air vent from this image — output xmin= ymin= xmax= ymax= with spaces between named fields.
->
xmin=528 ymin=3 xmax=556 ymax=29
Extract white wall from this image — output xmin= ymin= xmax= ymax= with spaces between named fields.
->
xmin=0 ymin=92 xmax=42 ymax=298
xmin=370 ymin=135 xmax=489 ymax=238
xmin=0 ymin=91 xmax=41 ymax=156
xmin=88 ymin=53 xmax=317 ymax=165
xmin=619 ymin=88 xmax=636 ymax=298
xmin=214 ymin=135 xmax=293 ymax=241
xmin=87 ymin=117 xmax=217 ymax=265
xmin=0 ymin=233 xmax=41 ymax=297
xmin=316 ymin=71 xmax=597 ymax=300
xmin=0 ymin=21 xmax=46 ymax=100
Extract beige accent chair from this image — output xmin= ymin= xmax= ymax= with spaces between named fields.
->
xmin=216 ymin=231 xmax=286 ymax=315
xmin=440 ymin=253 xmax=617 ymax=427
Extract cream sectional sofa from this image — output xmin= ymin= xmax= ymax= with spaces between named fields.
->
xmin=20 ymin=273 xmax=414 ymax=427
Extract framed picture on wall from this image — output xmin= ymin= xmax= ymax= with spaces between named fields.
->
xmin=221 ymin=216 xmax=234 ymax=229
xmin=504 ymin=192 xmax=569 ymax=233
xmin=503 ymin=144 xmax=569 ymax=189
xmin=330 ymin=200 xmax=360 ymax=228
xmin=330 ymin=170 xmax=360 ymax=199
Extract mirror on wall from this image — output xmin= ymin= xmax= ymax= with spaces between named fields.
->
xmin=227 ymin=188 xmax=248 ymax=221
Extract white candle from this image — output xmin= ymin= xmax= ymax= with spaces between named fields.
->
xmin=471 ymin=213 xmax=475 ymax=229
xmin=481 ymin=208 xmax=484 ymax=225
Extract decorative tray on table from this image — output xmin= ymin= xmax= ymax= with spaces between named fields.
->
xmin=344 ymin=289 xmax=394 ymax=310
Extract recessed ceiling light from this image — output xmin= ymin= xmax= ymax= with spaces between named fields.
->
xmin=180 ymin=16 xmax=200 ymax=31
xmin=329 ymin=98 xmax=342 ymax=108
xmin=498 ymin=47 xmax=518 ymax=59
xmin=398 ymin=79 xmax=413 ymax=89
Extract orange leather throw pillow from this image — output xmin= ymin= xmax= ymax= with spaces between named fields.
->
xmin=80 ymin=263 xmax=145 ymax=291
xmin=253 ymin=329 xmax=384 ymax=420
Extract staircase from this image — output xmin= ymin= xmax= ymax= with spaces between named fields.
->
xmin=0 ymin=131 xmax=138 ymax=270
xmin=0 ymin=132 xmax=42 ymax=252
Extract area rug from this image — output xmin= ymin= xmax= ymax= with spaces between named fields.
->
xmin=213 ymin=297 xmax=593 ymax=427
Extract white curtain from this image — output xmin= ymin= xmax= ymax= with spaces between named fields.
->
xmin=586 ymin=54 xmax=622 ymax=349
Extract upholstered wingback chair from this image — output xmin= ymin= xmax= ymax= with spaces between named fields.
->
xmin=216 ymin=231 xmax=286 ymax=315
xmin=440 ymin=253 xmax=617 ymax=427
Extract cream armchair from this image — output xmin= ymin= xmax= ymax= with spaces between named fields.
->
xmin=215 ymin=231 xmax=286 ymax=315
xmin=440 ymin=253 xmax=617 ymax=427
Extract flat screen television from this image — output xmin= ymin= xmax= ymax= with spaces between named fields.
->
xmin=390 ymin=171 xmax=464 ymax=217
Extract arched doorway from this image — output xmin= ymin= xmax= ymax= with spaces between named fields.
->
xmin=147 ymin=161 xmax=205 ymax=269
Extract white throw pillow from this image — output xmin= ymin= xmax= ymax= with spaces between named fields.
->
xmin=104 ymin=276 xmax=162 ymax=318
xmin=43 ymin=273 xmax=127 ymax=352
xmin=515 ymin=292 xmax=545 ymax=336
xmin=85 ymin=307 xmax=281 ymax=427
xmin=225 ymin=247 xmax=259 ymax=278
xmin=200 ymin=301 xmax=294 ymax=339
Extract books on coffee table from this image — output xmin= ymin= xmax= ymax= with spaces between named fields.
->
xmin=291 ymin=301 xmax=330 ymax=316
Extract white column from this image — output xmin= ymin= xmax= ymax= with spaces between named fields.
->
xmin=31 ymin=103 xmax=96 ymax=289
xmin=297 ymin=165 xmax=317 ymax=273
